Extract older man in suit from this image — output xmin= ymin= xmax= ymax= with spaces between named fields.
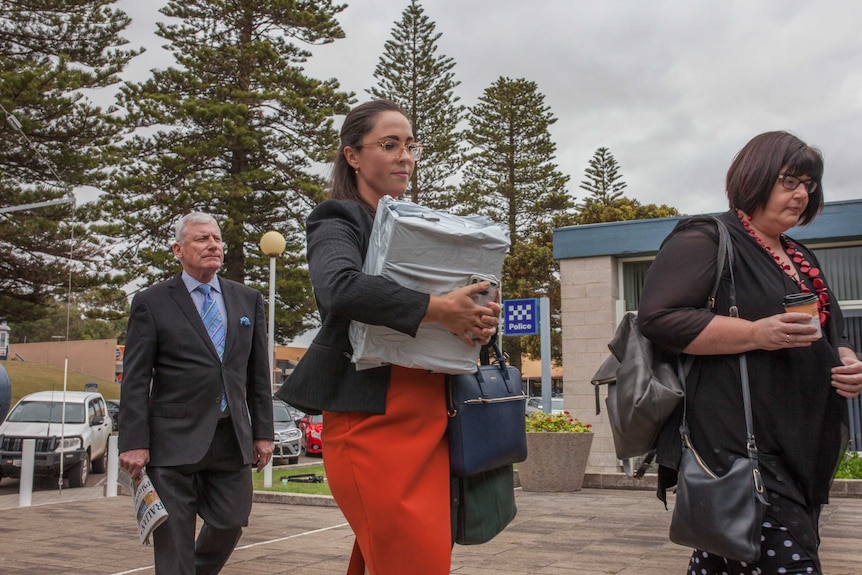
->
xmin=119 ymin=212 xmax=274 ymax=575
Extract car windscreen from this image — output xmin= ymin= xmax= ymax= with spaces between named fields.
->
xmin=6 ymin=401 xmax=86 ymax=424
xmin=273 ymin=402 xmax=293 ymax=423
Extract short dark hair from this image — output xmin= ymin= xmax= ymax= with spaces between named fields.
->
xmin=726 ymin=131 xmax=824 ymax=225
xmin=330 ymin=99 xmax=409 ymax=212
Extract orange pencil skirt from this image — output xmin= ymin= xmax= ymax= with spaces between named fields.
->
xmin=323 ymin=366 xmax=451 ymax=575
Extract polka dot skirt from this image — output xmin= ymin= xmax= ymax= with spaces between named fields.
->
xmin=686 ymin=518 xmax=819 ymax=575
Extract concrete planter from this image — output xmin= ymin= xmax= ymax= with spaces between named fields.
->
xmin=518 ymin=432 xmax=594 ymax=492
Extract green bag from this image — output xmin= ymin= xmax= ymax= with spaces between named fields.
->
xmin=450 ymin=464 xmax=517 ymax=545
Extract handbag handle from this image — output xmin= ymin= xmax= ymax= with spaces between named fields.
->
xmin=479 ymin=340 xmax=506 ymax=367
xmin=446 ymin=340 xmax=517 ymax=417
xmin=474 ymin=341 xmax=515 ymax=395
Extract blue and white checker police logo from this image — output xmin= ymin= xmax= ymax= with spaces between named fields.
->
xmin=503 ymin=298 xmax=539 ymax=336
xmin=509 ymin=303 xmax=533 ymax=323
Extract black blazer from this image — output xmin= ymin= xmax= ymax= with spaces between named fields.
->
xmin=119 ymin=274 xmax=273 ymax=467
xmin=276 ymin=199 xmax=430 ymax=415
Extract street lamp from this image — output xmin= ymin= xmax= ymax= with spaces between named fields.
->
xmin=260 ymin=231 xmax=286 ymax=389
xmin=259 ymin=231 xmax=285 ymax=488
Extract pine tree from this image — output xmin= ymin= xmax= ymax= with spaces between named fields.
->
xmin=0 ymin=0 xmax=138 ymax=322
xmin=96 ymin=0 xmax=352 ymax=343
xmin=575 ymin=147 xmax=680 ymax=224
xmin=578 ymin=146 xmax=627 ymax=205
xmin=367 ymin=0 xmax=464 ymax=207
xmin=458 ymin=77 xmax=573 ymax=370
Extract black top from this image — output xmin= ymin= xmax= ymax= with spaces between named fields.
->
xmin=639 ymin=210 xmax=850 ymax=510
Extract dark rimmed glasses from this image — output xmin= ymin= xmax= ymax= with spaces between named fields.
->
xmin=778 ymin=174 xmax=818 ymax=195
xmin=357 ymin=139 xmax=424 ymax=160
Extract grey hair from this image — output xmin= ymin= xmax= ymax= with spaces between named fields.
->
xmin=175 ymin=212 xmax=220 ymax=244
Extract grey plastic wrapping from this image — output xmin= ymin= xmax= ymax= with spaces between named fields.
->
xmin=349 ymin=196 xmax=510 ymax=374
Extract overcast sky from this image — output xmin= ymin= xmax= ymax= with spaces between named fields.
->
xmin=113 ymin=0 xmax=862 ymax=216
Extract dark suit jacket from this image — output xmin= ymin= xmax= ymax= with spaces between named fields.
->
xmin=276 ymin=199 xmax=429 ymax=415
xmin=119 ymin=274 xmax=274 ymax=467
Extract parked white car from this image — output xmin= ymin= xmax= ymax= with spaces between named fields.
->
xmin=525 ymin=396 xmax=565 ymax=415
xmin=272 ymin=398 xmax=302 ymax=465
xmin=0 ymin=391 xmax=113 ymax=488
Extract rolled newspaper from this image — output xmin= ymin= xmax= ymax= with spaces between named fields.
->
xmin=131 ymin=471 xmax=169 ymax=545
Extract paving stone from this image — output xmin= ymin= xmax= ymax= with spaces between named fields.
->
xmin=0 ymin=486 xmax=860 ymax=574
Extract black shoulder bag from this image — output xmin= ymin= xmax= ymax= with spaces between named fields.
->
xmin=668 ymin=218 xmax=770 ymax=563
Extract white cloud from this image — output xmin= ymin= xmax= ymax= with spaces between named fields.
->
xmin=111 ymin=0 xmax=862 ymax=215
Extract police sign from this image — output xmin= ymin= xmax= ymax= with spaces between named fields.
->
xmin=503 ymin=298 xmax=539 ymax=336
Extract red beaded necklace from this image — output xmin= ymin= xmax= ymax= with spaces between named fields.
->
xmin=737 ymin=210 xmax=831 ymax=326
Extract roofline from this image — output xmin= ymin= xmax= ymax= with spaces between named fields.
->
xmin=553 ymin=198 xmax=862 ymax=259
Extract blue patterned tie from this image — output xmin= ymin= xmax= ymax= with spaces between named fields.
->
xmin=196 ymin=284 xmax=227 ymax=411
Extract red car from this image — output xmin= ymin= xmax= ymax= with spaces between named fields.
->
xmin=298 ymin=413 xmax=323 ymax=456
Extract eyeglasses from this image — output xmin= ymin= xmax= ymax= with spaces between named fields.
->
xmin=778 ymin=174 xmax=818 ymax=195
xmin=357 ymin=139 xmax=424 ymax=160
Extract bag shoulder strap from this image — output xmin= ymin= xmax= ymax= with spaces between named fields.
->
xmin=678 ymin=220 xmax=763 ymax=481
xmin=666 ymin=215 xmax=730 ymax=311
xmin=679 ymin=214 xmax=740 ymax=414
xmin=672 ymin=216 xmax=731 ymax=376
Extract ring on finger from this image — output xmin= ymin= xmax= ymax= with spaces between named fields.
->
xmin=784 ymin=334 xmax=791 ymax=344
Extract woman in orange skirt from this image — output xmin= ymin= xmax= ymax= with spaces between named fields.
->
xmin=275 ymin=100 xmax=499 ymax=574
xmin=325 ymin=367 xmax=450 ymax=574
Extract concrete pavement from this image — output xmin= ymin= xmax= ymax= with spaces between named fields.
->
xmin=2 ymin=480 xmax=862 ymax=574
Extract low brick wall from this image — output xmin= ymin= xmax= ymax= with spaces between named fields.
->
xmin=251 ymin=473 xmax=862 ymax=508
xmin=825 ymin=478 xmax=862 ymax=498
xmin=581 ymin=473 xmax=862 ymax=499
xmin=253 ymin=491 xmax=338 ymax=507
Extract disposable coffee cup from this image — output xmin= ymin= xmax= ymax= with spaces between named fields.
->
xmin=783 ymin=293 xmax=821 ymax=338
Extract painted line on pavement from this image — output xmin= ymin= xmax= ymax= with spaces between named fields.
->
xmin=236 ymin=521 xmax=350 ymax=549
xmin=109 ymin=522 xmax=350 ymax=575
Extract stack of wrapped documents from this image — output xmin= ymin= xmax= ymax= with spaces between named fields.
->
xmin=350 ymin=196 xmax=510 ymax=374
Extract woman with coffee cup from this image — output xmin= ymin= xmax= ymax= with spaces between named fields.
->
xmin=638 ymin=131 xmax=862 ymax=574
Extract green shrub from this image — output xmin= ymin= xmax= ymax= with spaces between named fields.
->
xmin=835 ymin=450 xmax=862 ymax=479
xmin=525 ymin=411 xmax=592 ymax=433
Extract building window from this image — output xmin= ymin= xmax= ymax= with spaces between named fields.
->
xmin=811 ymin=245 xmax=862 ymax=303
xmin=621 ymin=260 xmax=652 ymax=312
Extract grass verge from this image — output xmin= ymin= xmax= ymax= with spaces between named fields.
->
xmin=253 ymin=463 xmax=332 ymax=496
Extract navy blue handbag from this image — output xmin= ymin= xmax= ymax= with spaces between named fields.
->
xmin=446 ymin=342 xmax=527 ymax=477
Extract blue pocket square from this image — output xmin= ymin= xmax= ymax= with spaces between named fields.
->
xmin=239 ymin=317 xmax=251 ymax=326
